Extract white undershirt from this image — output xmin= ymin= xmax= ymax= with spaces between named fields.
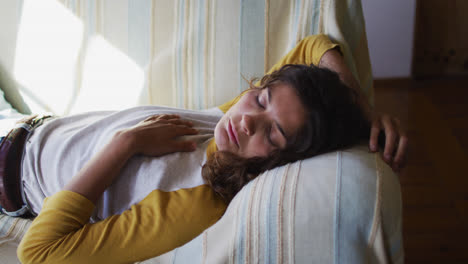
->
xmin=21 ymin=106 xmax=223 ymax=222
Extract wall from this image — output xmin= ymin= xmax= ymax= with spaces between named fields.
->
xmin=362 ymin=0 xmax=417 ymax=79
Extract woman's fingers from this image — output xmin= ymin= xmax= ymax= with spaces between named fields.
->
xmin=171 ymin=140 xmax=197 ymax=152
xmin=391 ymin=119 xmax=408 ymax=171
xmin=160 ymin=114 xmax=179 ymax=119
xmin=129 ymin=114 xmax=200 ymax=156
xmin=382 ymin=116 xmax=398 ymax=163
xmin=142 ymin=114 xmax=194 ymax=128
xmin=368 ymin=112 xmax=409 ymax=173
xmin=392 ymin=134 xmax=409 ymax=172
xmin=369 ymin=119 xmax=381 ymax=152
xmin=144 ymin=114 xmax=180 ymax=122
xmin=157 ymin=127 xmax=198 ymax=155
xmin=144 ymin=116 xmax=197 ymax=137
xmin=173 ymin=125 xmax=199 ymax=136
xmin=164 ymin=119 xmax=194 ymax=127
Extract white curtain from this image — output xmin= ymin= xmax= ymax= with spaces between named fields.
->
xmin=1 ymin=0 xmax=373 ymax=115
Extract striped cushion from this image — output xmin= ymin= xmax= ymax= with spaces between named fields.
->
xmin=0 ymin=215 xmax=31 ymax=264
xmin=143 ymin=145 xmax=403 ymax=264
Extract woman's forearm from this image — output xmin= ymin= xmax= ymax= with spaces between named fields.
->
xmin=63 ymin=131 xmax=135 ymax=204
xmin=318 ymin=48 xmax=373 ymax=120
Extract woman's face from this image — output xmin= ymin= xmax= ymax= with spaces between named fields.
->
xmin=215 ymin=83 xmax=307 ymax=158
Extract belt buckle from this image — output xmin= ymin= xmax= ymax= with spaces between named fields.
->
xmin=30 ymin=114 xmax=53 ymax=127
xmin=16 ymin=114 xmax=53 ymax=132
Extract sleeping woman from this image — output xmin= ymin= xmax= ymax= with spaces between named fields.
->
xmin=8 ymin=35 xmax=408 ymax=263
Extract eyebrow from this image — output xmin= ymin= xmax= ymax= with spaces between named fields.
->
xmin=267 ymin=87 xmax=287 ymax=141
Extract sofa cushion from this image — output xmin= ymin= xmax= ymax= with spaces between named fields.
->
xmin=143 ymin=144 xmax=403 ymax=263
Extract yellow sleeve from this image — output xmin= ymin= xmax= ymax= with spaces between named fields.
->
xmin=18 ymin=187 xmax=226 ymax=264
xmin=217 ymin=34 xmax=340 ymax=114
xmin=265 ymin=34 xmax=340 ymax=75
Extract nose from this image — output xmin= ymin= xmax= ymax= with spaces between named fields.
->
xmin=241 ymin=114 xmax=256 ymax=136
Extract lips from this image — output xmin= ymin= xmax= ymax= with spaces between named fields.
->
xmin=228 ymin=119 xmax=240 ymax=147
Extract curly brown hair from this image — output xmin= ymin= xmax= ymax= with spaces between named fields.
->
xmin=202 ymin=64 xmax=371 ymax=203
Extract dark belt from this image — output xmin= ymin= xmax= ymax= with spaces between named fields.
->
xmin=0 ymin=115 xmax=52 ymax=218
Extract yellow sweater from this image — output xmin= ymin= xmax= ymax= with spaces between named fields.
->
xmin=18 ymin=188 xmax=225 ymax=264
xmin=18 ymin=34 xmax=338 ymax=264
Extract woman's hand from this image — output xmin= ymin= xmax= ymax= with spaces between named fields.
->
xmin=64 ymin=114 xmax=199 ymax=203
xmin=319 ymin=49 xmax=409 ymax=173
xmin=368 ymin=112 xmax=409 ymax=173
xmin=121 ymin=114 xmax=199 ymax=157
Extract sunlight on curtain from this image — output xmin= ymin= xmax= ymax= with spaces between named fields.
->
xmin=69 ymin=35 xmax=144 ymax=114
xmin=9 ymin=0 xmax=372 ymax=115
xmin=13 ymin=0 xmax=145 ymax=115
xmin=13 ymin=0 xmax=83 ymax=115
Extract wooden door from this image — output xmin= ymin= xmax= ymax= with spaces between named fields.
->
xmin=412 ymin=0 xmax=468 ymax=78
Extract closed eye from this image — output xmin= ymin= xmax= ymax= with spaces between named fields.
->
xmin=255 ymin=94 xmax=265 ymax=109
xmin=255 ymin=92 xmax=278 ymax=148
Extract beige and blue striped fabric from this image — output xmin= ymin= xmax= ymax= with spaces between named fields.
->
xmin=0 ymin=215 xmax=31 ymax=264
xmin=3 ymin=0 xmax=373 ymax=115
xmin=140 ymin=145 xmax=403 ymax=264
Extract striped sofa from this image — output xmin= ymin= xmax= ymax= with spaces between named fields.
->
xmin=0 ymin=0 xmax=402 ymax=263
